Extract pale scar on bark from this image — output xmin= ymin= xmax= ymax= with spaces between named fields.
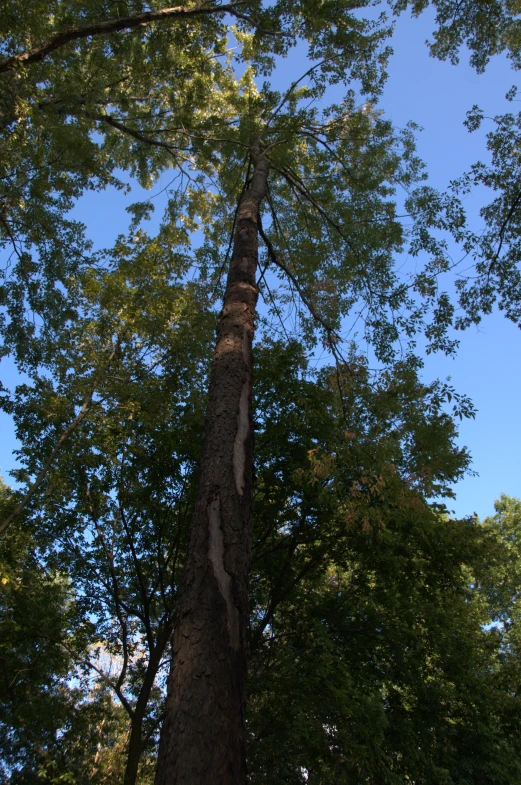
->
xmin=207 ymin=496 xmax=240 ymax=650
xmin=233 ymin=327 xmax=250 ymax=497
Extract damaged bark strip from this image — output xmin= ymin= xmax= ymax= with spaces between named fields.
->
xmin=155 ymin=142 xmax=269 ymax=785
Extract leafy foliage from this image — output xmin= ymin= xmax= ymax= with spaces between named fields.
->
xmin=247 ymin=343 xmax=521 ymax=785
xmin=0 ymin=479 xmax=130 ymax=785
xmin=1 ymin=1 xmax=521 ymax=783
xmin=392 ymin=0 xmax=521 ymax=72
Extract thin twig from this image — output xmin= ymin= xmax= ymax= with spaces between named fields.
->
xmin=92 ymin=112 xmax=184 ymax=159
xmin=258 ymin=208 xmax=354 ymax=429
xmin=264 ymin=54 xmax=344 ymax=128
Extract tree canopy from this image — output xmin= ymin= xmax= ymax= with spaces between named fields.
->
xmin=1 ymin=1 xmax=521 ymax=783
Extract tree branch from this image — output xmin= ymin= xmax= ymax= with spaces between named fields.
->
xmin=84 ymin=482 xmax=131 ymax=697
xmin=251 ymin=549 xmax=325 ymax=651
xmin=280 ymin=165 xmax=359 ymax=259
xmin=259 ymin=202 xmax=355 ymax=430
xmin=264 ymin=55 xmax=343 ymax=128
xmin=118 ymin=495 xmax=154 ymax=652
xmin=488 ymin=188 xmax=521 ymax=275
xmin=0 ymin=3 xmax=247 ymax=74
xmin=39 ymin=633 xmax=133 ymax=718
xmin=92 ymin=112 xmax=186 ymax=160
xmin=258 ymin=214 xmax=340 ymax=342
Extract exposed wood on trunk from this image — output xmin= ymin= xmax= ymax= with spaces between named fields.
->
xmin=155 ymin=142 xmax=269 ymax=785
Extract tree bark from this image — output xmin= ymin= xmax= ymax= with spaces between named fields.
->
xmin=124 ymin=693 xmax=150 ymax=785
xmin=154 ymin=142 xmax=269 ymax=785
xmin=124 ymin=631 xmax=169 ymax=785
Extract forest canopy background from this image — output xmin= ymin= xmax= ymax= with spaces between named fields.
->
xmin=1 ymin=1 xmax=521 ymax=784
xmin=0 ymin=4 xmax=518 ymax=518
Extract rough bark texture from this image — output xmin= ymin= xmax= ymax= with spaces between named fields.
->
xmin=155 ymin=144 xmax=269 ymax=785
xmin=124 ymin=634 xmax=169 ymax=785
xmin=124 ymin=708 xmax=148 ymax=785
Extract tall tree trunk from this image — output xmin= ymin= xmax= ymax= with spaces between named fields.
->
xmin=155 ymin=142 xmax=269 ymax=785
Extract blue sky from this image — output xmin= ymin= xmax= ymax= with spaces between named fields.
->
xmin=379 ymin=8 xmax=520 ymax=519
xmin=0 ymin=6 xmax=519 ymax=521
